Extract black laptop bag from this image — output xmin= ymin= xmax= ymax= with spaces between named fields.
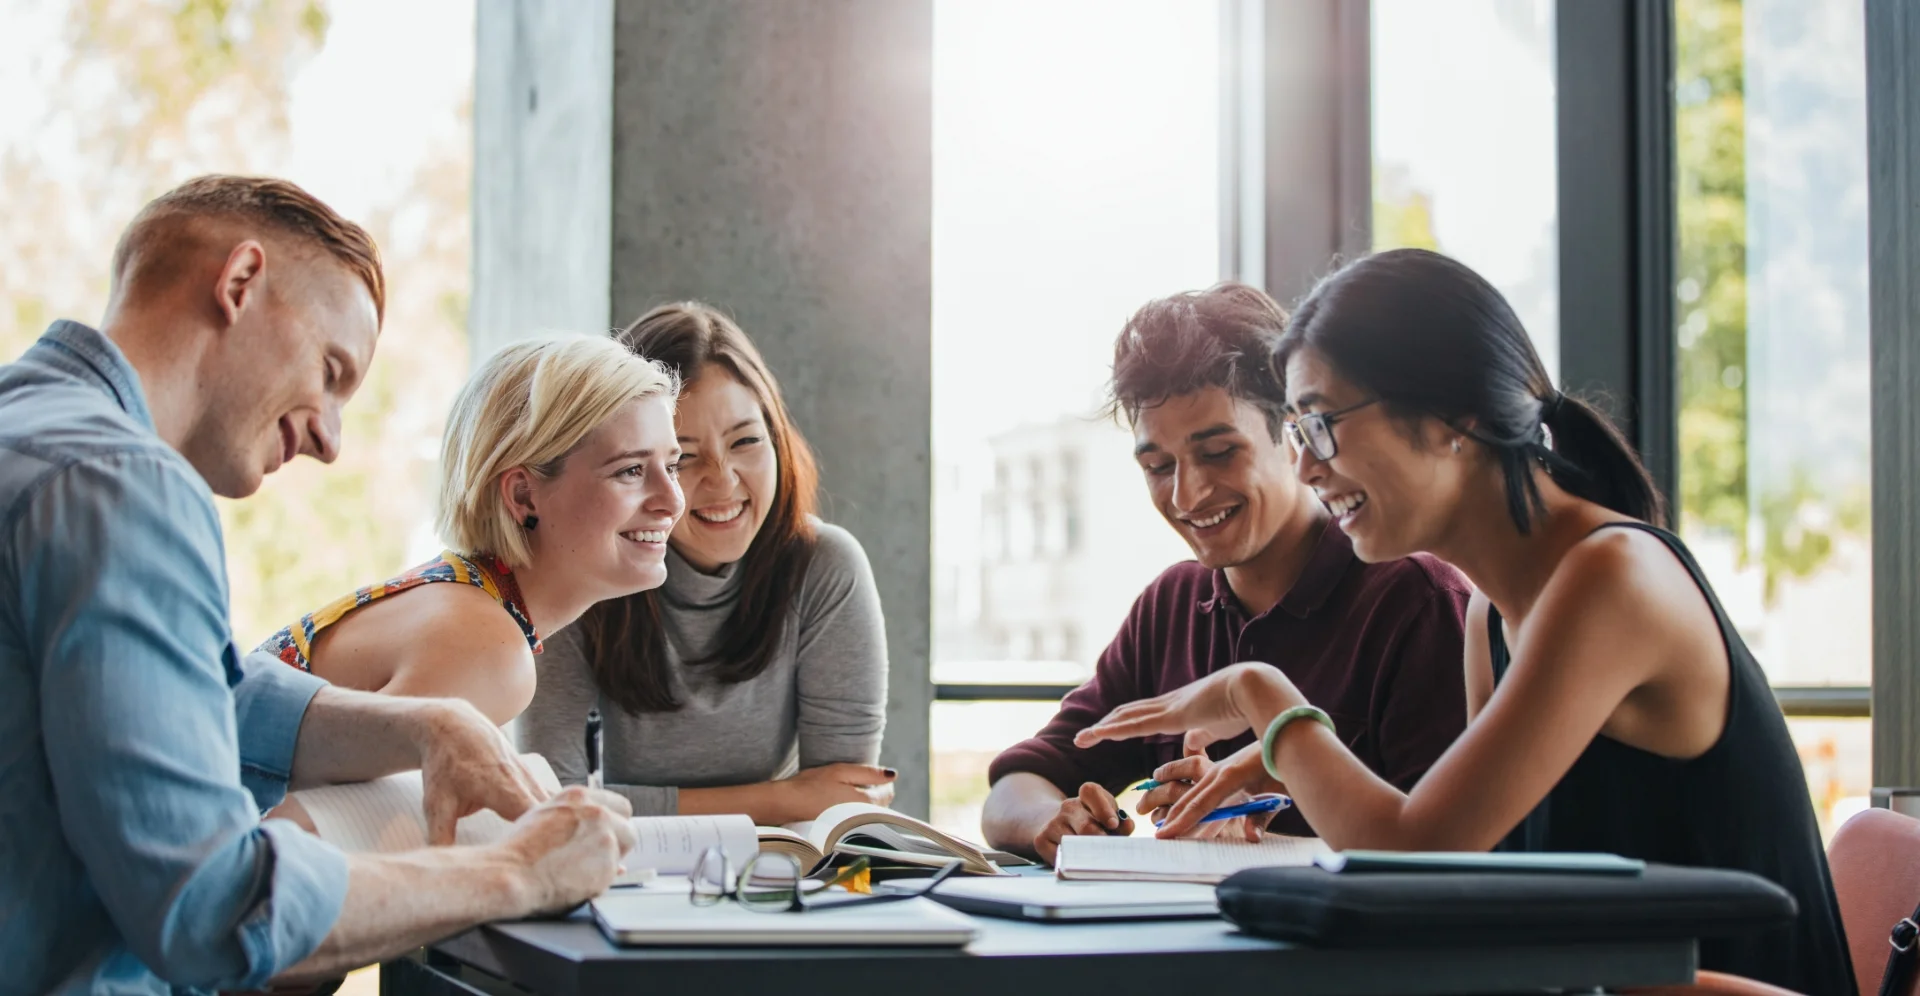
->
xmin=1216 ymin=863 xmax=1797 ymax=948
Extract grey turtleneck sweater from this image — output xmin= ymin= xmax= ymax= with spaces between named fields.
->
xmin=515 ymin=522 xmax=889 ymax=816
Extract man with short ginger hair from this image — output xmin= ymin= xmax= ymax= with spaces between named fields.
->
xmin=0 ymin=175 xmax=638 ymax=994
xmin=981 ymin=282 xmax=1470 ymax=864
xmin=100 ymin=175 xmax=386 ymax=497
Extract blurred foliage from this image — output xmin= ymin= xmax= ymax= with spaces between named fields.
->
xmin=1675 ymin=0 xmax=1861 ymax=603
xmin=0 ymin=0 xmax=470 ymax=645
xmin=1755 ymin=475 xmax=1870 ymax=604
xmin=1675 ymin=0 xmax=1749 ymax=545
xmin=1373 ymin=162 xmax=1439 ymax=253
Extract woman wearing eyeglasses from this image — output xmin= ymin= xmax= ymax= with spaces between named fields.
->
xmin=1076 ymin=249 xmax=1853 ymax=995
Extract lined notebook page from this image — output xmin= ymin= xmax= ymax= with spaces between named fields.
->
xmin=1055 ymin=834 xmax=1333 ymax=884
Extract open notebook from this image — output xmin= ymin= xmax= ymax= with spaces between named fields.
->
xmin=287 ymin=756 xmax=760 ymax=884
xmin=1055 ymin=833 xmax=1333 ymax=884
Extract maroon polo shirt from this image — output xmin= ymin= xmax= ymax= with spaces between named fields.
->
xmin=988 ymin=522 xmax=1470 ymax=836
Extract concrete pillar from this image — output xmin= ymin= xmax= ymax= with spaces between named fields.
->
xmin=472 ymin=0 xmax=616 ymax=354
xmin=473 ymin=0 xmax=934 ymax=816
xmin=1254 ymin=0 xmax=1371 ymax=304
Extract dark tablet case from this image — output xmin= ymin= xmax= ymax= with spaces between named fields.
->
xmin=1216 ymin=863 xmax=1797 ymax=947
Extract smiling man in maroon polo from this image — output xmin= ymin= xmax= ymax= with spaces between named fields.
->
xmin=981 ymin=282 xmax=1470 ymax=864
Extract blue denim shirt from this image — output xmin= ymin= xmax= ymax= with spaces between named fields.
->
xmin=0 ymin=322 xmax=348 ymax=995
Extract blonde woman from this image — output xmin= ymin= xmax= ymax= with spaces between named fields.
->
xmin=257 ymin=334 xmax=685 ymax=725
xmin=518 ymin=303 xmax=891 ymax=824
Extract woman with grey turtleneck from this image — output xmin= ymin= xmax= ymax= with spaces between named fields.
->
xmin=517 ymin=303 xmax=891 ymax=824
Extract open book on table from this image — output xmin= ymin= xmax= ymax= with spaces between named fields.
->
xmin=289 ymin=755 xmax=756 ymax=885
xmin=755 ymin=802 xmax=1028 ymax=877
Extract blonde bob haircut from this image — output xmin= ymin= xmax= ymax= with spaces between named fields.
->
xmin=437 ymin=334 xmax=679 ymax=568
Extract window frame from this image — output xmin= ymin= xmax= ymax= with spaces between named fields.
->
xmin=934 ymin=0 xmax=1896 ymax=750
xmin=1866 ymin=0 xmax=1920 ymax=788
xmin=933 ymin=0 xmax=1369 ymax=706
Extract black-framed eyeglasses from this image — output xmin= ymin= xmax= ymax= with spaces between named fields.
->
xmin=1283 ymin=398 xmax=1378 ymax=461
xmin=688 ymin=847 xmax=963 ymax=913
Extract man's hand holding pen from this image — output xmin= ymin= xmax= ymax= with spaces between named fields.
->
xmin=1031 ymin=782 xmax=1135 ymax=866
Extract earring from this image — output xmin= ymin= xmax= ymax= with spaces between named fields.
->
xmin=522 ymin=514 xmax=539 ymax=531
xmin=1450 ymin=438 xmax=1462 ymax=454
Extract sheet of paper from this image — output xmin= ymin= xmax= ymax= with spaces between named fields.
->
xmin=626 ymin=815 xmax=758 ymax=876
xmin=293 ymin=754 xmax=561 ymax=853
xmin=1055 ymin=834 xmax=1332 ymax=884
xmin=293 ymin=756 xmax=759 ymax=882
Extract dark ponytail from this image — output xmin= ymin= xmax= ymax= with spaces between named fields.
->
xmin=1540 ymin=391 xmax=1668 ymax=529
xmin=1275 ymin=249 xmax=1665 ymax=533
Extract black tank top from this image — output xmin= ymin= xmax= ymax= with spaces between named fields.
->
xmin=1487 ymin=522 xmax=1854 ymax=995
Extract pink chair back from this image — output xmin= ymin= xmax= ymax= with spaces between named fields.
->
xmin=1829 ymin=807 xmax=1920 ymax=996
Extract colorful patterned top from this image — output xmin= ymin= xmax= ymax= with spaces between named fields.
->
xmin=257 ymin=550 xmax=542 ymax=672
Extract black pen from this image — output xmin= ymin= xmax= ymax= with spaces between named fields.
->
xmin=585 ymin=707 xmax=604 ymax=791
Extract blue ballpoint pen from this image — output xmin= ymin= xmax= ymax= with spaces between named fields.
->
xmin=1154 ymin=794 xmax=1290 ymax=829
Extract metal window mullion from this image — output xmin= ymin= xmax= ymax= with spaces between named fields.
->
xmin=933 ymin=684 xmax=1080 ymax=703
xmin=1631 ymin=0 xmax=1678 ymax=510
xmin=1218 ymin=0 xmax=1265 ymax=287
xmin=1257 ymin=0 xmax=1371 ymax=305
xmin=1770 ymin=686 xmax=1872 ymax=720
xmin=1554 ymin=0 xmax=1677 ymax=509
xmin=1868 ymin=0 xmax=1920 ymax=792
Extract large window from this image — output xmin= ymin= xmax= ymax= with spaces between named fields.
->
xmin=1370 ymin=0 xmax=1559 ymax=375
xmin=1673 ymin=0 xmax=1872 ymax=833
xmin=928 ymin=0 xmax=1220 ymax=835
xmin=0 ymin=0 xmax=475 ymax=653
xmin=1370 ymin=0 xmax=1875 ymax=834
xmin=0 ymin=3 xmax=473 ymax=993
xmin=5 ymin=0 xmax=1881 ymax=866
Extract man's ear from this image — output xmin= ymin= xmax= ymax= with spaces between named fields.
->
xmin=214 ymin=240 xmax=267 ymax=328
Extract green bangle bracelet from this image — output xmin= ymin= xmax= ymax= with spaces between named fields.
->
xmin=1260 ymin=705 xmax=1336 ymax=780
